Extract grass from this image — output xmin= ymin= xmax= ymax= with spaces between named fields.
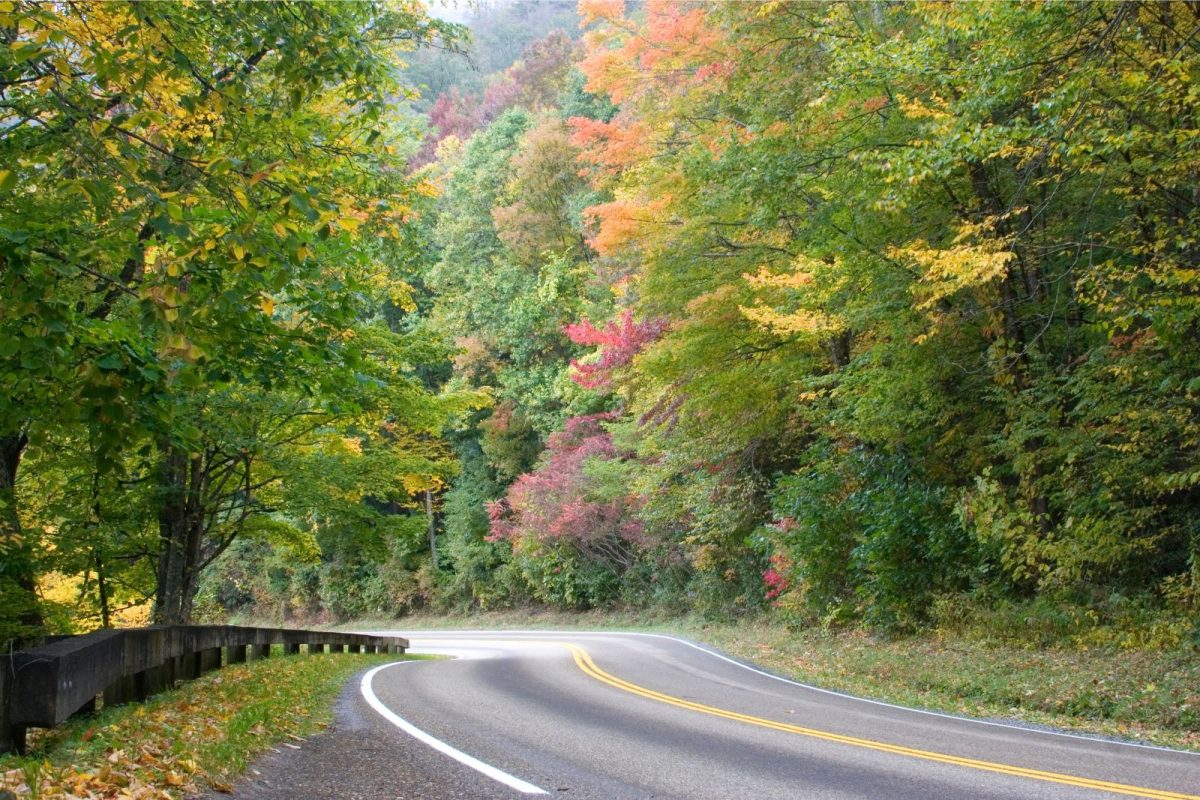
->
xmin=0 ymin=649 xmax=410 ymax=799
xmin=351 ymin=607 xmax=1200 ymax=753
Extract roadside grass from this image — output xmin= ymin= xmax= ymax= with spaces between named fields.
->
xmin=353 ymin=607 xmax=1200 ymax=752
xmin=0 ymin=650 xmax=410 ymax=799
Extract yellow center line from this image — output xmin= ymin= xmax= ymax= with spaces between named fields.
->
xmin=563 ymin=643 xmax=1198 ymax=800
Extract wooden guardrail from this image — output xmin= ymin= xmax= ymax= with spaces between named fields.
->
xmin=0 ymin=625 xmax=407 ymax=754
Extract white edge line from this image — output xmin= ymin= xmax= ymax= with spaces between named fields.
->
xmin=360 ymin=661 xmax=548 ymax=795
xmin=378 ymin=629 xmax=1200 ymax=757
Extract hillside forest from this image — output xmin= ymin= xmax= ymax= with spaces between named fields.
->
xmin=2 ymin=0 xmax=1199 ymax=648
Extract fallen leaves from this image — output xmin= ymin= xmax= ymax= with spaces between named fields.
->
xmin=0 ymin=653 xmax=398 ymax=798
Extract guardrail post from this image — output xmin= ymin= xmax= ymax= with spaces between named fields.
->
xmin=199 ymin=647 xmax=222 ymax=673
xmin=175 ymin=652 xmax=199 ymax=681
xmin=1 ymin=657 xmax=25 ymax=754
xmin=103 ymin=674 xmax=137 ymax=707
xmin=139 ymin=654 xmax=173 ymax=698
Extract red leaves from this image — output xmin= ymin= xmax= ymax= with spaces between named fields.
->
xmin=486 ymin=414 xmax=645 ymax=550
xmin=415 ymin=31 xmax=581 ymax=167
xmin=763 ymin=553 xmax=793 ymax=602
xmin=565 ymin=310 xmax=666 ymax=390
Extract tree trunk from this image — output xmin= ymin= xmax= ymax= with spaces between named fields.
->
xmin=425 ymin=490 xmax=438 ymax=570
xmin=94 ymin=550 xmax=111 ymax=629
xmin=0 ymin=432 xmax=44 ymax=645
xmin=153 ymin=446 xmax=206 ymax=624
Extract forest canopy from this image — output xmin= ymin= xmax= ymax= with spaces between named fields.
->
xmin=3 ymin=0 xmax=1199 ymax=647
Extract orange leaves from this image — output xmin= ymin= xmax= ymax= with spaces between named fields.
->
xmin=573 ymin=0 xmax=734 ymax=263
xmin=581 ymin=196 xmax=671 ymax=257
xmin=639 ymin=1 xmax=724 ymax=73
xmin=568 ymin=117 xmax=652 ymax=173
xmin=578 ymin=0 xmax=727 ymax=106
xmin=578 ymin=0 xmax=626 ymax=28
xmin=579 ymin=47 xmax=640 ymax=104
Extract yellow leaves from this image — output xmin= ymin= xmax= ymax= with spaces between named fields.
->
xmin=740 ymin=304 xmax=844 ymax=338
xmin=896 ymin=92 xmax=952 ymax=121
xmin=414 ymin=179 xmax=439 ymax=198
xmin=259 ymin=294 xmax=275 ymax=316
xmin=899 ymin=240 xmax=1014 ymax=307
xmin=744 ymin=266 xmax=815 ymax=291
xmin=37 ymin=570 xmax=82 ymax=608
xmin=894 ymin=218 xmax=1016 ymax=337
xmin=364 ymin=272 xmax=416 ymax=311
xmin=739 ymin=255 xmax=848 ymax=339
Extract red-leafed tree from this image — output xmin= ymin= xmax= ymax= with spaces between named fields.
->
xmin=564 ymin=311 xmax=667 ymax=391
xmin=486 ymin=414 xmax=645 ymax=605
xmin=414 ymin=30 xmax=580 ymax=168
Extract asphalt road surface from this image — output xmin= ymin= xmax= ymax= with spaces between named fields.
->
xmin=218 ymin=630 xmax=1200 ymax=799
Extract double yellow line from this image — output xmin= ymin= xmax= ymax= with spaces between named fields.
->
xmin=566 ymin=643 xmax=1198 ymax=800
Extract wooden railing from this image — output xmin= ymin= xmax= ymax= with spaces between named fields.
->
xmin=0 ymin=625 xmax=407 ymax=754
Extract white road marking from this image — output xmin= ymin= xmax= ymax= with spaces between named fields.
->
xmin=360 ymin=661 xmax=548 ymax=795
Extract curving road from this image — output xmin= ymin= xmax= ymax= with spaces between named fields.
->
xmin=346 ymin=631 xmax=1200 ymax=800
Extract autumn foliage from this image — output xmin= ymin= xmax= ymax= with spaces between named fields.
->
xmin=564 ymin=311 xmax=667 ymax=391
xmin=487 ymin=414 xmax=642 ymax=550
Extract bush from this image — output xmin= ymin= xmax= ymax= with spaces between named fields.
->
xmin=770 ymin=442 xmax=974 ymax=630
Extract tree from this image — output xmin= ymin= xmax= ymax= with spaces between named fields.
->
xmin=486 ymin=414 xmax=643 ymax=607
xmin=0 ymin=1 xmax=466 ymax=634
xmin=570 ymin=0 xmax=1200 ymax=623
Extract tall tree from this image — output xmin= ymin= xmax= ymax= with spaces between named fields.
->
xmin=0 ymin=1 xmax=464 ymax=633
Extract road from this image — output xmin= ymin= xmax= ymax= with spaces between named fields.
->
xmin=334 ymin=630 xmax=1200 ymax=800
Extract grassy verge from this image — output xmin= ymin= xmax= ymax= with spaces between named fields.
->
xmin=352 ymin=608 xmax=1200 ymax=752
xmin=0 ymin=650 xmax=406 ymax=799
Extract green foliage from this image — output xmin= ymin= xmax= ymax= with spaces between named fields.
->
xmin=0 ymin=0 xmax=479 ymax=632
xmin=437 ymin=443 xmax=523 ymax=609
xmin=11 ymin=0 xmax=1200 ymax=636
xmin=771 ymin=444 xmax=974 ymax=630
